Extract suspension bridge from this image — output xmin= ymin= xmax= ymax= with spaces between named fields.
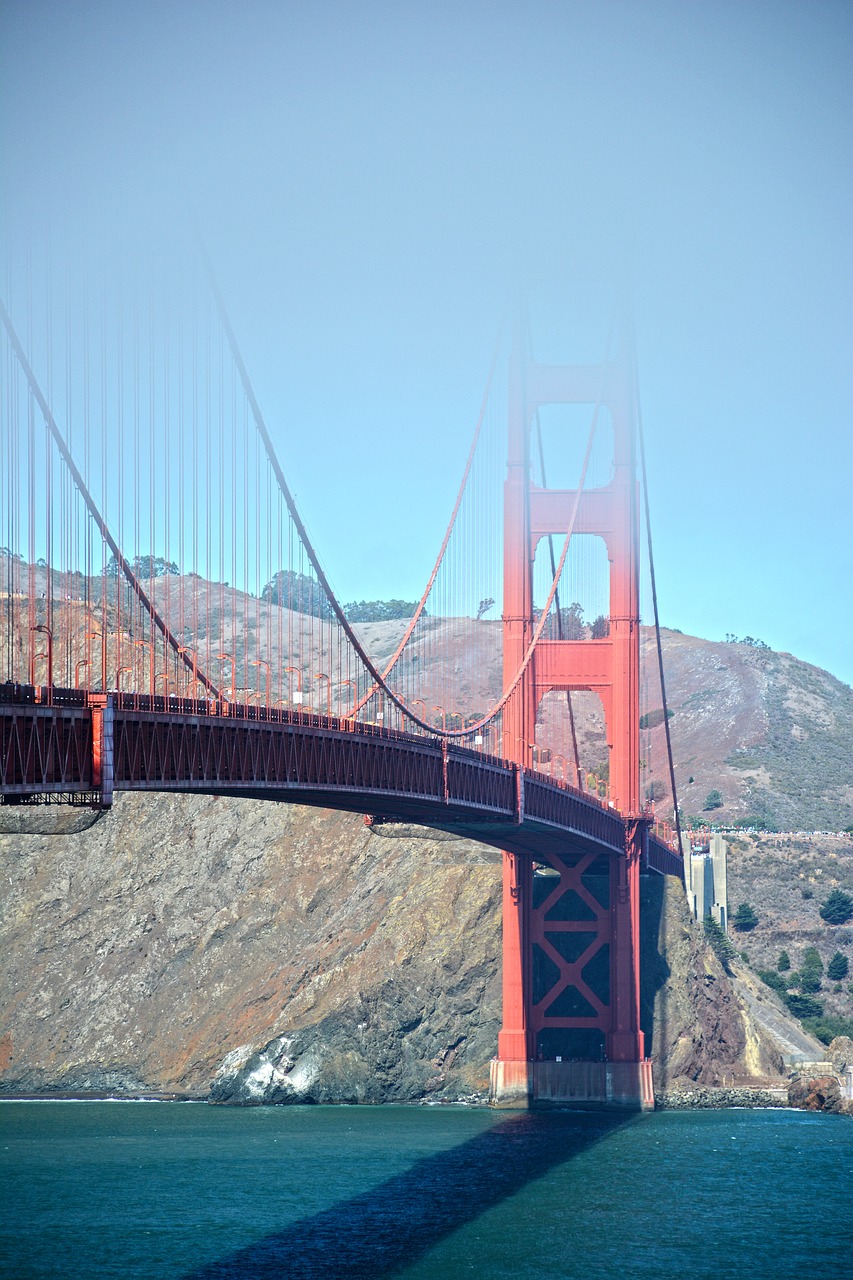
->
xmin=1 ymin=237 xmax=686 ymax=1109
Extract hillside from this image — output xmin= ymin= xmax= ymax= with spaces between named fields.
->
xmin=724 ymin=831 xmax=853 ymax=1038
xmin=0 ymin=794 xmax=784 ymax=1102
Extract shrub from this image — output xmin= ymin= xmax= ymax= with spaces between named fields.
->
xmin=733 ymin=903 xmax=759 ymax=932
xmin=785 ymin=993 xmax=824 ymax=1019
xmin=827 ymin=952 xmax=850 ymax=982
xmin=703 ymin=789 xmax=723 ymax=811
xmin=801 ymin=887 xmax=814 ymax=900
xmin=777 ymin=950 xmax=791 ymax=972
xmin=802 ymin=1015 xmax=853 ymax=1045
xmin=758 ymin=970 xmax=790 ymax=996
xmin=819 ymin=889 xmax=853 ymax=925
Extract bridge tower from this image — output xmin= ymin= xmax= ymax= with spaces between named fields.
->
xmin=491 ymin=316 xmax=653 ymax=1109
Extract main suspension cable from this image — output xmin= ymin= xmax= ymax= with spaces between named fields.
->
xmin=634 ymin=347 xmax=683 ymax=851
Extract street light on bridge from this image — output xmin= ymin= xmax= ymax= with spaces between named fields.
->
xmin=314 ymin=672 xmax=332 ymax=716
xmin=30 ymin=624 xmax=53 ymax=694
xmin=285 ymin=666 xmax=303 ymax=705
xmin=215 ymin=652 xmax=236 ymax=702
xmin=251 ymin=658 xmax=271 ymax=706
xmin=134 ymin=639 xmax=155 ymax=698
xmin=115 ymin=665 xmax=132 ymax=692
xmin=339 ymin=679 xmax=357 ymax=718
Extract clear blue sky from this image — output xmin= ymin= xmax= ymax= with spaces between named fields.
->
xmin=3 ymin=1 xmax=851 ymax=684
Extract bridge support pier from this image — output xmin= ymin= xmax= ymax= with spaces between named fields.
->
xmin=489 ymin=1058 xmax=654 ymax=1110
xmin=490 ymin=831 xmax=654 ymax=1112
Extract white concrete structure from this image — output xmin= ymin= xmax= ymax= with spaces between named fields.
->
xmin=682 ymin=832 xmax=728 ymax=931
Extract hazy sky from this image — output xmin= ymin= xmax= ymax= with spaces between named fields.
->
xmin=3 ymin=1 xmax=851 ymax=683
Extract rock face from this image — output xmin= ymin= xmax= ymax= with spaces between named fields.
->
xmin=641 ymin=874 xmax=783 ymax=1089
xmin=0 ymin=793 xmax=788 ymax=1103
xmin=788 ymin=1074 xmax=847 ymax=1115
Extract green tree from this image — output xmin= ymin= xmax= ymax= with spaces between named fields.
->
xmin=777 ymin=950 xmax=791 ymax=972
xmin=591 ymin=614 xmax=610 ymax=639
xmin=827 ymin=951 xmax=850 ymax=982
xmin=785 ymin=993 xmax=824 ymax=1019
xmin=733 ymin=902 xmax=759 ymax=932
xmin=757 ymin=969 xmax=789 ymax=996
xmin=704 ymin=916 xmax=736 ymax=973
xmin=802 ymin=946 xmax=823 ymax=973
xmin=263 ymin=569 xmax=333 ymax=618
xmin=819 ymin=889 xmax=853 ymax=925
xmin=703 ymin=789 xmax=723 ymax=811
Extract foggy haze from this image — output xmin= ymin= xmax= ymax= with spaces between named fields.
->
xmin=2 ymin=0 xmax=851 ymax=683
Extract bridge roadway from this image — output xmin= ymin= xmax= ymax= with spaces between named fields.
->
xmin=0 ymin=683 xmax=682 ymax=876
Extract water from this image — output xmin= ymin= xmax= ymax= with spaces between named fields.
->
xmin=1 ymin=1102 xmax=851 ymax=1279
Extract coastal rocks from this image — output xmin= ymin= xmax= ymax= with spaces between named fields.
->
xmin=826 ymin=1035 xmax=853 ymax=1073
xmin=787 ymin=1073 xmax=847 ymax=1115
xmin=654 ymin=1086 xmax=785 ymax=1109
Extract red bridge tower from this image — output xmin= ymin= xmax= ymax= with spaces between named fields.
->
xmin=491 ymin=318 xmax=653 ymax=1109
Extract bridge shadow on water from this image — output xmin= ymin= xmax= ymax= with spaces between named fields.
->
xmin=183 ymin=1109 xmax=631 ymax=1280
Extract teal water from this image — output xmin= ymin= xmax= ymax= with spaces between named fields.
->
xmin=1 ymin=1102 xmax=850 ymax=1279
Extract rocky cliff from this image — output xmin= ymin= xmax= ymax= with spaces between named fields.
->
xmin=1 ymin=793 xmax=784 ymax=1102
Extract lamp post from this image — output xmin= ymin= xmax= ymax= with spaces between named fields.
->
xmin=85 ymin=628 xmax=104 ymax=690
xmin=177 ymin=645 xmax=199 ymax=699
xmin=314 ymin=672 xmax=331 ymax=716
xmin=115 ymin=665 xmax=132 ymax=693
xmin=251 ymin=658 xmax=271 ymax=706
xmin=30 ymin=624 xmax=53 ymax=692
xmin=432 ymin=705 xmax=446 ymax=731
xmin=215 ymin=652 xmax=236 ymax=702
xmin=75 ymin=658 xmax=91 ymax=688
xmin=339 ymin=679 xmax=357 ymax=718
xmin=285 ymin=665 xmax=303 ymax=706
xmin=135 ymin=639 xmax=155 ymax=698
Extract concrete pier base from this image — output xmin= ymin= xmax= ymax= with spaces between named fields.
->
xmin=489 ymin=1058 xmax=654 ymax=1111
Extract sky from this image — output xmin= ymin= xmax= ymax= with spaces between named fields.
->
xmin=2 ymin=0 xmax=852 ymax=684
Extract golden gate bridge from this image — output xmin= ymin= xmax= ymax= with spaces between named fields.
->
xmin=1 ymin=235 xmax=686 ymax=1109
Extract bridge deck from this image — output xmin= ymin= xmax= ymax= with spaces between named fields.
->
xmin=1 ymin=685 xmax=682 ymax=876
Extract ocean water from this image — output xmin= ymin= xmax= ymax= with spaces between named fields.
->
xmin=1 ymin=1101 xmax=851 ymax=1279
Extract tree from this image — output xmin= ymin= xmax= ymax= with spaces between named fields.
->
xmin=343 ymin=599 xmax=422 ymax=622
xmin=591 ymin=614 xmax=610 ymax=639
xmin=704 ymin=915 xmax=736 ymax=973
xmin=777 ymin=950 xmax=791 ymax=972
xmin=733 ymin=902 xmax=758 ymax=932
xmin=703 ymin=789 xmax=723 ymax=811
xmin=645 ymin=780 xmax=665 ymax=803
xmin=263 ymin=570 xmax=333 ymax=619
xmin=106 ymin=553 xmax=179 ymax=579
xmin=785 ymin=993 xmax=824 ymax=1020
xmin=827 ymin=952 xmax=850 ymax=982
xmin=819 ymin=889 xmax=853 ymax=926
xmin=476 ymin=597 xmax=495 ymax=620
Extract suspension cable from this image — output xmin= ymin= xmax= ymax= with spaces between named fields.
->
xmin=199 ymin=238 xmax=608 ymax=741
xmin=634 ymin=347 xmax=683 ymax=852
xmin=0 ymin=295 xmax=222 ymax=698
